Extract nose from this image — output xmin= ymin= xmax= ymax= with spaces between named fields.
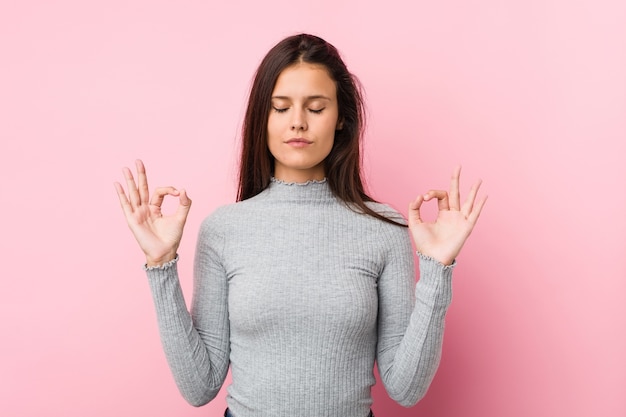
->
xmin=290 ymin=109 xmax=308 ymax=131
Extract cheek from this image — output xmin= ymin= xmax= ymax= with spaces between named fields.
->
xmin=266 ymin=121 xmax=283 ymax=157
xmin=319 ymin=108 xmax=338 ymax=131
xmin=266 ymin=120 xmax=285 ymax=155
xmin=322 ymin=116 xmax=339 ymax=142
xmin=267 ymin=115 xmax=278 ymax=137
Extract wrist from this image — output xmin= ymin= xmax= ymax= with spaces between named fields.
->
xmin=146 ymin=252 xmax=177 ymax=267
xmin=416 ymin=250 xmax=455 ymax=266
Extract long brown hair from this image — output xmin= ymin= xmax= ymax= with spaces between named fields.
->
xmin=237 ymin=33 xmax=405 ymax=227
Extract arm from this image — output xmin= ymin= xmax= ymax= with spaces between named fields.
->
xmin=114 ymin=160 xmax=229 ymax=405
xmin=145 ymin=218 xmax=230 ymax=406
xmin=376 ymin=228 xmax=454 ymax=406
xmin=377 ymin=166 xmax=486 ymax=406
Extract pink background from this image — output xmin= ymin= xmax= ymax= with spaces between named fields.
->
xmin=1 ymin=0 xmax=624 ymax=416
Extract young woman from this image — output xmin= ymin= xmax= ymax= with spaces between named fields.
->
xmin=114 ymin=33 xmax=485 ymax=417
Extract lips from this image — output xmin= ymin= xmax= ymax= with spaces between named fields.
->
xmin=285 ymin=138 xmax=313 ymax=144
xmin=285 ymin=138 xmax=313 ymax=148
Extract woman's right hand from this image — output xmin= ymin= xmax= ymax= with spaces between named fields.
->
xmin=114 ymin=159 xmax=192 ymax=267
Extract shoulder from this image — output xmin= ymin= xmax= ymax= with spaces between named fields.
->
xmin=199 ymin=194 xmax=266 ymax=235
xmin=198 ymin=202 xmax=241 ymax=235
xmin=364 ymin=201 xmax=408 ymax=226
xmin=359 ymin=201 xmax=413 ymax=254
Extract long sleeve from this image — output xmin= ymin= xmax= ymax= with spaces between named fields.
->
xmin=376 ymin=224 xmax=454 ymax=407
xmin=145 ymin=216 xmax=230 ymax=406
xmin=142 ymin=179 xmax=456 ymax=416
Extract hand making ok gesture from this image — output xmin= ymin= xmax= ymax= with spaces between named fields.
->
xmin=408 ymin=166 xmax=487 ymax=266
xmin=114 ymin=159 xmax=192 ymax=267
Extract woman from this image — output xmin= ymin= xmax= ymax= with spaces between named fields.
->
xmin=114 ymin=33 xmax=485 ymax=417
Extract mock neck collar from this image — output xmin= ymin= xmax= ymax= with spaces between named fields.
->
xmin=261 ymin=177 xmax=335 ymax=202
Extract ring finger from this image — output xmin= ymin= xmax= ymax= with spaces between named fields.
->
xmin=123 ymin=167 xmax=141 ymax=207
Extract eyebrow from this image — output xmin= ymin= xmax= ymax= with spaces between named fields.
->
xmin=271 ymin=95 xmax=332 ymax=101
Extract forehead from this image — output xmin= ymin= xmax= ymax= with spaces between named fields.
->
xmin=272 ymin=63 xmax=336 ymax=98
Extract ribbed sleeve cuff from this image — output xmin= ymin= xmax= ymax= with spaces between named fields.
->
xmin=143 ymin=255 xmax=179 ymax=273
xmin=416 ymin=252 xmax=456 ymax=270
xmin=415 ymin=252 xmax=454 ymax=308
xmin=143 ymin=254 xmax=188 ymax=321
xmin=142 ymin=254 xmax=192 ymax=341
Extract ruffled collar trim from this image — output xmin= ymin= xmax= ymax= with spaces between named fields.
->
xmin=270 ymin=177 xmax=328 ymax=186
xmin=262 ymin=177 xmax=334 ymax=202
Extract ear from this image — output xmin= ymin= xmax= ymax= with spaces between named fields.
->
xmin=336 ymin=118 xmax=344 ymax=130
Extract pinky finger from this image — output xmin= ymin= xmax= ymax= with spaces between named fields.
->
xmin=468 ymin=195 xmax=488 ymax=224
xmin=114 ymin=182 xmax=132 ymax=215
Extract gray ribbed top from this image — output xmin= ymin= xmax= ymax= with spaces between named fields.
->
xmin=145 ymin=178 xmax=454 ymax=417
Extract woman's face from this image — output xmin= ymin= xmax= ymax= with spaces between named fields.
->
xmin=267 ymin=62 xmax=341 ymax=183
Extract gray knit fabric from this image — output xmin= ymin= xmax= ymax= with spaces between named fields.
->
xmin=145 ymin=178 xmax=454 ymax=417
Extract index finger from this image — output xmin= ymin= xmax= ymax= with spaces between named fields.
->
xmin=423 ymin=189 xmax=450 ymax=211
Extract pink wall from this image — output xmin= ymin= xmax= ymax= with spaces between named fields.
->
xmin=1 ymin=1 xmax=624 ymax=416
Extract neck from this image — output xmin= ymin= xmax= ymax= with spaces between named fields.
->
xmin=273 ymin=165 xmax=325 ymax=184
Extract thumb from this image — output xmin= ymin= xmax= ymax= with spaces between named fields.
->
xmin=408 ymin=195 xmax=423 ymax=228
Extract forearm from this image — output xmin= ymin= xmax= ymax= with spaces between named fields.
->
xmin=145 ymin=257 xmax=228 ymax=406
xmin=379 ymin=254 xmax=454 ymax=406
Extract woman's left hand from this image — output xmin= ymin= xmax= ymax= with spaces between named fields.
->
xmin=408 ymin=166 xmax=487 ymax=266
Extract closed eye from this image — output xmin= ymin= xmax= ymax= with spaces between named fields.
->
xmin=309 ymin=108 xmax=325 ymax=114
xmin=272 ymin=107 xmax=288 ymax=113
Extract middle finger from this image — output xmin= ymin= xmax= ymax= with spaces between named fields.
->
xmin=449 ymin=166 xmax=461 ymax=210
xmin=136 ymin=159 xmax=150 ymax=205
